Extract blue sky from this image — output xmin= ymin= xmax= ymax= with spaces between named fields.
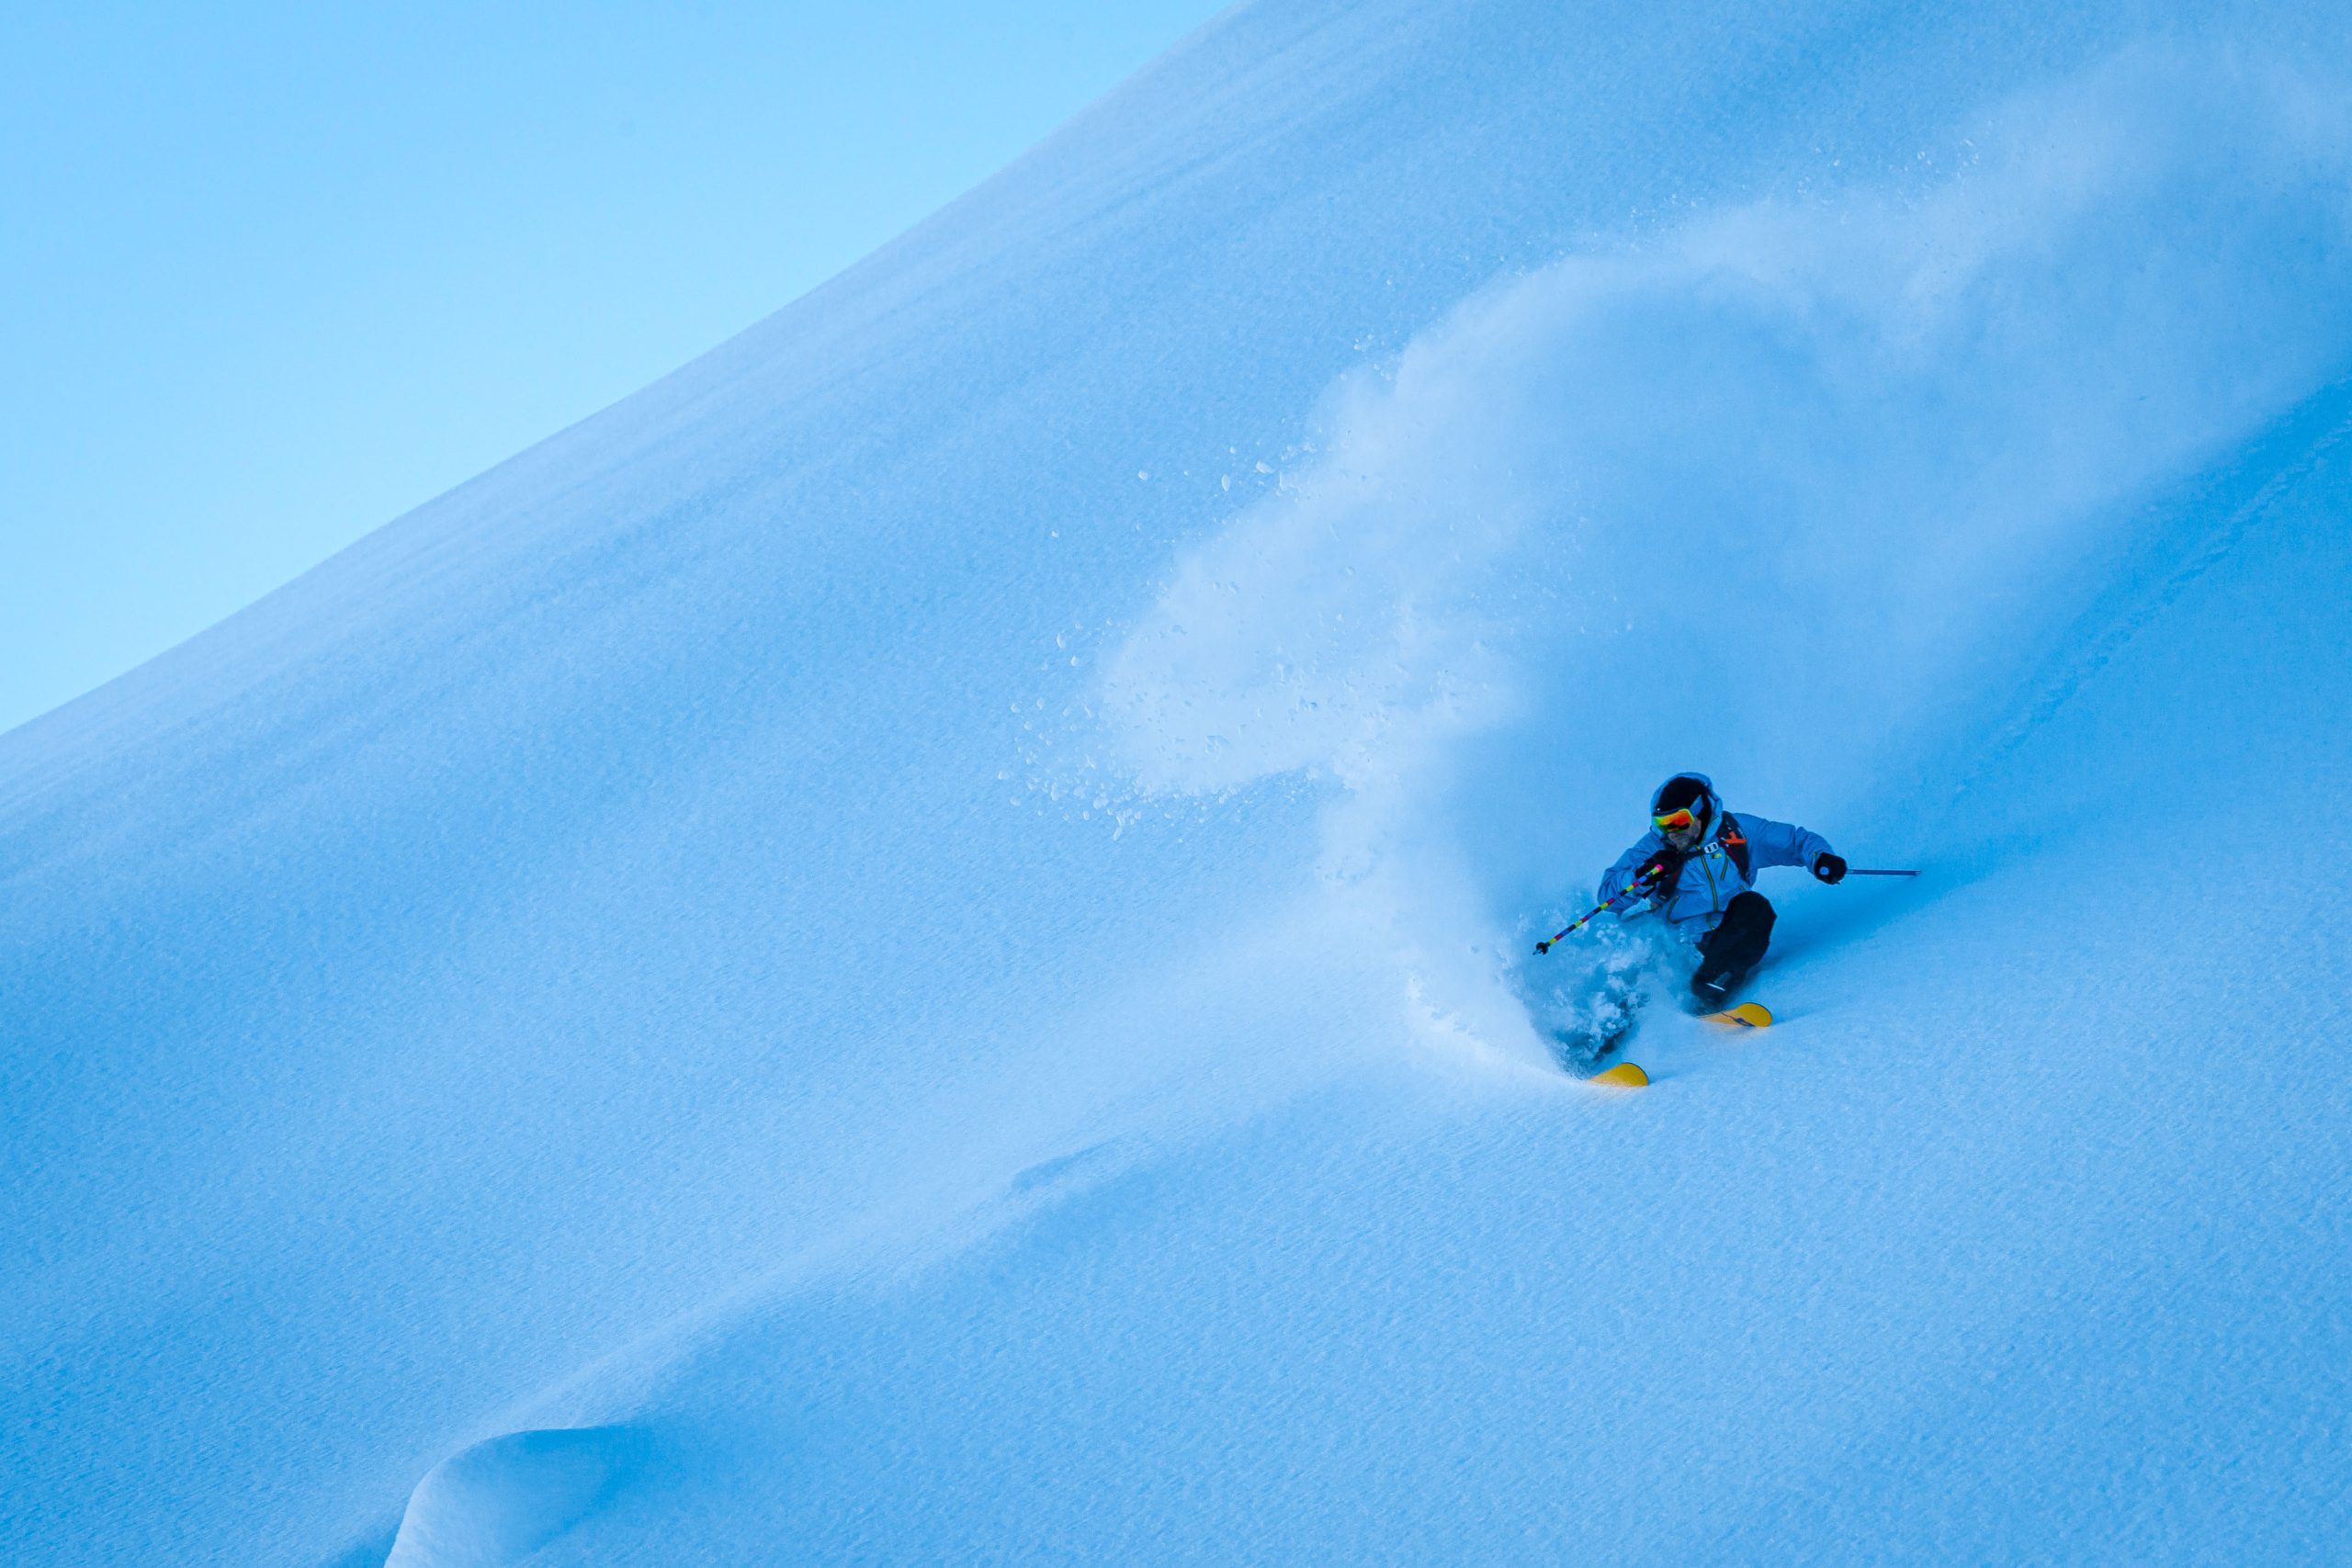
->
xmin=0 ymin=2 xmax=1221 ymax=736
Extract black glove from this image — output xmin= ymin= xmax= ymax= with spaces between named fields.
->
xmin=1813 ymin=852 xmax=1848 ymax=885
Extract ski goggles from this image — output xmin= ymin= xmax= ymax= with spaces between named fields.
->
xmin=1652 ymin=806 xmax=1701 ymax=832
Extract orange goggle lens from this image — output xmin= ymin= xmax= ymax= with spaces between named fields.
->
xmin=1653 ymin=807 xmax=1697 ymax=831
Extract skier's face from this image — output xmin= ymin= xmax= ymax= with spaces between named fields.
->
xmin=1654 ymin=806 xmax=1703 ymax=848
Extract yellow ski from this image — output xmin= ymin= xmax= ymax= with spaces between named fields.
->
xmin=1588 ymin=1062 xmax=1650 ymax=1087
xmin=1705 ymin=1002 xmax=1773 ymax=1029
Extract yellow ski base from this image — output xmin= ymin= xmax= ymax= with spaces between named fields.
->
xmin=1589 ymin=1062 xmax=1650 ymax=1087
xmin=1706 ymin=1002 xmax=1773 ymax=1029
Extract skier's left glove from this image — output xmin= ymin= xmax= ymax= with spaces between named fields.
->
xmin=1813 ymin=852 xmax=1848 ymax=885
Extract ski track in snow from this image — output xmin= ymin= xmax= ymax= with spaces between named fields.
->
xmin=3 ymin=4 xmax=2351 ymax=1564
xmin=1952 ymin=381 xmax=2352 ymax=806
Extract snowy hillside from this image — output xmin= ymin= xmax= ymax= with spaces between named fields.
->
xmin=6 ymin=2 xmax=2352 ymax=1562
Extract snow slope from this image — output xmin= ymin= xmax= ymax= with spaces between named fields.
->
xmin=5 ymin=3 xmax=2350 ymax=1563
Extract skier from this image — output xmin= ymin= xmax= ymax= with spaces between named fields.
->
xmin=1599 ymin=773 xmax=1846 ymax=1008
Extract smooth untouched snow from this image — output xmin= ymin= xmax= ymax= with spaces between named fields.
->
xmin=4 ymin=2 xmax=2349 ymax=1564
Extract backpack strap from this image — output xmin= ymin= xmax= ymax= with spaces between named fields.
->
xmin=1715 ymin=813 xmax=1752 ymax=881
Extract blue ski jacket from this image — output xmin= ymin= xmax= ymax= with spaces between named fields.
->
xmin=1598 ymin=773 xmax=1834 ymax=942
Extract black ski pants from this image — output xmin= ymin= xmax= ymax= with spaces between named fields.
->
xmin=1695 ymin=890 xmax=1775 ymax=985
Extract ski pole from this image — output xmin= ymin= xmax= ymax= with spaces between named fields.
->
xmin=1843 ymin=868 xmax=1918 ymax=877
xmin=1533 ymin=863 xmax=1666 ymax=954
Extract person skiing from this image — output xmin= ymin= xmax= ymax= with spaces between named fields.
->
xmin=1599 ymin=773 xmax=1846 ymax=1007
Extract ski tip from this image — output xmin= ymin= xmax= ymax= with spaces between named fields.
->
xmin=1589 ymin=1061 xmax=1650 ymax=1088
xmin=1705 ymin=1002 xmax=1774 ymax=1029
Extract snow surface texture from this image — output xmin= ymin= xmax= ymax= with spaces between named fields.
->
xmin=5 ymin=3 xmax=2350 ymax=1563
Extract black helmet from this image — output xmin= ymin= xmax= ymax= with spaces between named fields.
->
xmin=1651 ymin=773 xmax=1716 ymax=831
